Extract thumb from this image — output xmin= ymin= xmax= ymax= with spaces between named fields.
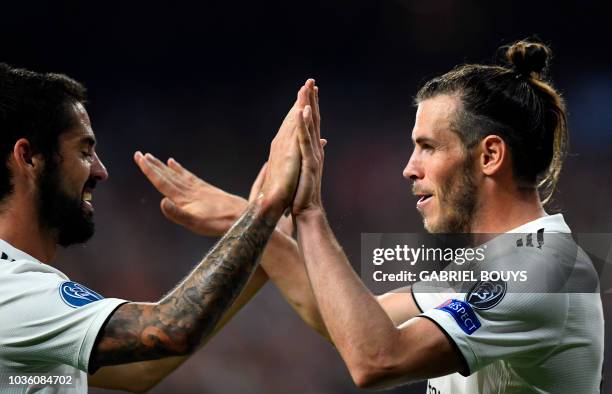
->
xmin=320 ymin=138 xmax=327 ymax=148
xmin=297 ymin=107 xmax=315 ymax=163
xmin=160 ymin=197 xmax=194 ymax=227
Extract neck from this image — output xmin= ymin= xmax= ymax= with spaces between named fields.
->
xmin=0 ymin=198 xmax=57 ymax=263
xmin=469 ymin=183 xmax=546 ymax=233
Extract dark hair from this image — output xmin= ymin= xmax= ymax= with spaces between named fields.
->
xmin=0 ymin=63 xmax=87 ymax=201
xmin=415 ymin=39 xmax=568 ymax=204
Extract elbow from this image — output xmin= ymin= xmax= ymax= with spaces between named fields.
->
xmin=347 ymin=351 xmax=404 ymax=390
xmin=351 ymin=367 xmax=388 ymax=390
xmin=352 ymin=370 xmax=377 ymax=390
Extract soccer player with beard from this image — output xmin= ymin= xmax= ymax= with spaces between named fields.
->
xmin=0 ymin=64 xmax=317 ymax=393
xmin=139 ymin=40 xmax=603 ymax=393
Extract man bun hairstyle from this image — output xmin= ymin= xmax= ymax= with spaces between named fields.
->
xmin=416 ymin=39 xmax=568 ymax=204
xmin=0 ymin=63 xmax=87 ymax=202
xmin=506 ymin=41 xmax=551 ymax=79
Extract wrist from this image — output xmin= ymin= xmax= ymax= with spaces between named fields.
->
xmin=294 ymin=207 xmax=326 ymax=226
xmin=252 ymin=193 xmax=287 ymax=224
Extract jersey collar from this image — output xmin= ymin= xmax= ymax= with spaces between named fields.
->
xmin=506 ymin=213 xmax=571 ymax=234
xmin=0 ymin=238 xmax=44 ymax=264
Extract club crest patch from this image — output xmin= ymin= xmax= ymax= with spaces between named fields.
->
xmin=59 ymin=281 xmax=104 ymax=308
xmin=465 ymin=280 xmax=507 ymax=310
xmin=436 ymin=299 xmax=481 ymax=335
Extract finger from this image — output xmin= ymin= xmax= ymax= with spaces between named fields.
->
xmin=146 ymin=154 xmax=189 ymax=188
xmin=143 ymin=153 xmax=169 ymax=171
xmin=305 ymin=78 xmax=315 ymax=94
xmin=298 ymin=107 xmax=315 ymax=164
xmin=304 ymin=105 xmax=319 ymax=159
xmin=313 ymin=86 xmax=321 ymax=140
xmin=299 ymin=78 xmax=315 ymax=109
xmin=143 ymin=153 xmax=184 ymax=186
xmin=249 ymin=162 xmax=268 ymax=202
xmin=160 ymin=197 xmax=195 ymax=227
xmin=167 ymin=157 xmax=205 ymax=186
xmin=306 ymin=79 xmax=316 ymax=113
xmin=135 ymin=152 xmax=166 ymax=184
xmin=306 ymin=81 xmax=318 ymax=129
xmin=135 ymin=153 xmax=183 ymax=197
xmin=295 ymin=85 xmax=309 ymax=108
xmin=319 ymin=138 xmax=326 ymax=160
xmin=167 ymin=158 xmax=194 ymax=183
xmin=167 ymin=157 xmax=184 ymax=171
xmin=276 ymin=84 xmax=308 ymax=133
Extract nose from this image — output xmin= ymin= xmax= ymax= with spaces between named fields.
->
xmin=402 ymin=150 xmax=423 ymax=181
xmin=91 ymin=152 xmax=109 ymax=182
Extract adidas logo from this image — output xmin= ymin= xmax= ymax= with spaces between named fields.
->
xmin=0 ymin=251 xmax=15 ymax=262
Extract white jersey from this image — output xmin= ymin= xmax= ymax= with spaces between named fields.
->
xmin=0 ymin=239 xmax=127 ymax=393
xmin=412 ymin=214 xmax=603 ymax=393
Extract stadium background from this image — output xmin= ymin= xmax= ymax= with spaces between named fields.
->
xmin=3 ymin=1 xmax=612 ymax=393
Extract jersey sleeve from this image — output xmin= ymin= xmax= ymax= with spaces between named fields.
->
xmin=411 ymin=283 xmax=456 ymax=312
xmin=420 ymin=291 xmax=568 ymax=375
xmin=413 ymin=240 xmax=574 ymax=376
xmin=0 ymin=264 xmax=127 ymax=372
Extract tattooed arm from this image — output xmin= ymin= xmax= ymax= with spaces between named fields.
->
xmin=89 ymin=201 xmax=280 ymax=371
xmin=88 ymin=264 xmax=268 ymax=392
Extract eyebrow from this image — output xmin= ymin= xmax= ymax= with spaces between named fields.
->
xmin=413 ymin=136 xmax=437 ymax=145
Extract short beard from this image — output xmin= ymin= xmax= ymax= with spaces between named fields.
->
xmin=37 ymin=160 xmax=95 ymax=247
xmin=425 ymin=156 xmax=478 ymax=234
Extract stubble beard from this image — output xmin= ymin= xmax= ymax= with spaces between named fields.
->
xmin=423 ymin=157 xmax=478 ymax=234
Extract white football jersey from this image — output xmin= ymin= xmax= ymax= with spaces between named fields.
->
xmin=0 ymin=239 xmax=127 ymax=393
xmin=412 ymin=214 xmax=604 ymax=393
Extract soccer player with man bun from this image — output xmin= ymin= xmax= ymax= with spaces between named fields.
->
xmin=142 ymin=40 xmax=603 ymax=393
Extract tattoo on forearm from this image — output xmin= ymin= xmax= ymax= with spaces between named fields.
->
xmin=90 ymin=204 xmax=276 ymax=371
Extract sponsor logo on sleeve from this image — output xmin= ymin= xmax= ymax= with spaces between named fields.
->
xmin=436 ymin=299 xmax=481 ymax=335
xmin=465 ymin=280 xmax=507 ymax=310
xmin=59 ymin=281 xmax=104 ymax=308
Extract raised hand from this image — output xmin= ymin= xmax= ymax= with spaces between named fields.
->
xmin=257 ymin=80 xmax=314 ymax=213
xmin=293 ymin=80 xmax=325 ymax=216
xmin=134 ymin=80 xmax=318 ymax=237
xmin=134 ymin=152 xmax=247 ymax=236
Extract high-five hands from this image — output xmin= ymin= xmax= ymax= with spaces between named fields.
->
xmin=257 ymin=78 xmax=326 ymax=218
xmin=292 ymin=79 xmax=325 ymax=217
xmin=134 ymin=79 xmax=322 ymax=235
xmin=256 ymin=80 xmax=316 ymax=214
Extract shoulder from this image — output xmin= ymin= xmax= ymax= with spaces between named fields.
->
xmin=0 ymin=260 xmax=74 ymax=316
xmin=0 ymin=258 xmax=68 ymax=287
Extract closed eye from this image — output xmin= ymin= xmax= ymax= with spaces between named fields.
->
xmin=420 ymin=143 xmax=434 ymax=152
xmin=413 ymin=137 xmax=437 ymax=153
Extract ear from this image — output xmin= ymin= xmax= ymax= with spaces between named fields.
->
xmin=478 ymin=135 xmax=507 ymax=176
xmin=11 ymin=138 xmax=45 ymax=180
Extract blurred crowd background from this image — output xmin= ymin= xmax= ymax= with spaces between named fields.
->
xmin=3 ymin=1 xmax=612 ymax=393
